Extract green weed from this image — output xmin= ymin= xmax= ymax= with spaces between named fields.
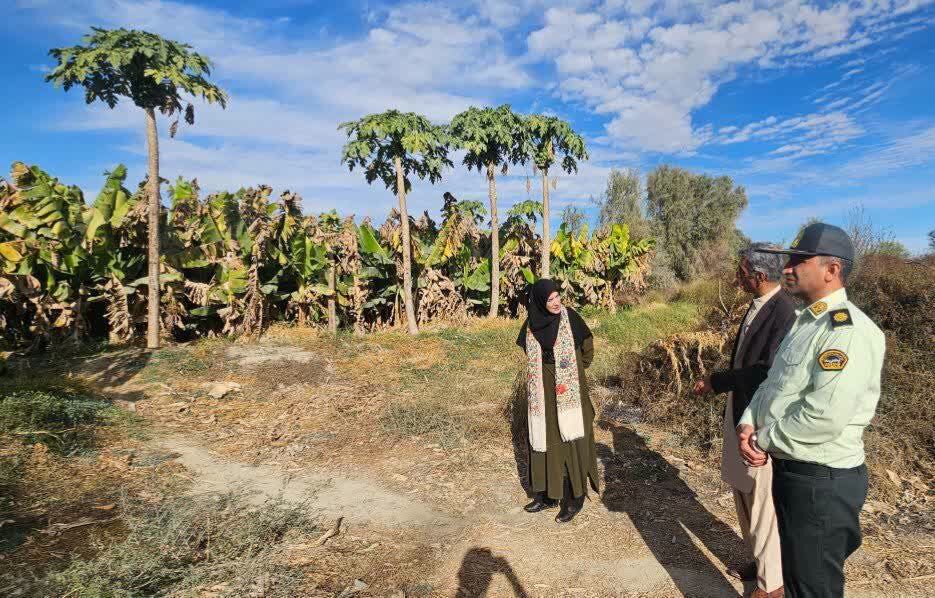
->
xmin=0 ymin=389 xmax=117 ymax=455
xmin=32 ymin=492 xmax=319 ymax=598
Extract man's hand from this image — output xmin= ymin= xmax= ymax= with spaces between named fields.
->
xmin=736 ymin=424 xmax=768 ymax=467
xmin=692 ymin=376 xmax=713 ymax=396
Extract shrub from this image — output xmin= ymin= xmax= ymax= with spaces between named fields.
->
xmin=849 ymin=255 xmax=935 ymax=501
xmin=646 ymin=246 xmax=678 ymax=292
xmin=35 ymin=492 xmax=319 ymax=597
xmin=0 ymin=389 xmax=115 ymax=454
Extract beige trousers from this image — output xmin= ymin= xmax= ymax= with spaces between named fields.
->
xmin=723 ymin=393 xmax=782 ymax=592
xmin=733 ymin=465 xmax=783 ymax=592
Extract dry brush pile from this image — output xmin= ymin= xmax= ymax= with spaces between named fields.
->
xmin=611 ymin=280 xmax=747 ymax=449
xmin=0 ymin=162 xmax=653 ymax=350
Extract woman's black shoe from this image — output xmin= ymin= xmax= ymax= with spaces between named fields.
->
xmin=523 ymin=496 xmax=558 ymax=513
xmin=555 ymin=496 xmax=584 ymax=523
xmin=555 ymin=504 xmax=581 ymax=522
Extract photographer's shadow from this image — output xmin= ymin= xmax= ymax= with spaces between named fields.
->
xmin=598 ymin=424 xmax=745 ymax=597
xmin=455 ymin=547 xmax=529 ymax=598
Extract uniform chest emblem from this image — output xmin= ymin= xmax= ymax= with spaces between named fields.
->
xmin=818 ymin=349 xmax=848 ymax=371
xmin=809 ymin=301 xmax=828 ymax=316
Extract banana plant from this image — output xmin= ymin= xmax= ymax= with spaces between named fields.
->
xmin=550 ymin=222 xmax=603 ymax=304
xmin=83 ymin=165 xmax=148 ymax=341
xmin=594 ymin=223 xmax=654 ymax=309
xmin=424 ymin=195 xmax=490 ymax=311
xmin=357 ymin=220 xmax=399 ymax=327
xmin=1 ymin=159 xmax=661 ymax=344
xmin=499 ymin=200 xmax=542 ymax=312
xmin=0 ymin=162 xmax=91 ymax=346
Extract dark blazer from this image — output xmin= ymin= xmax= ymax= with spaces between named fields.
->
xmin=710 ymin=288 xmax=797 ymax=426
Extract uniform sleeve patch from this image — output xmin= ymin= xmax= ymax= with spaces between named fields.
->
xmin=830 ymin=308 xmax=852 ymax=328
xmin=818 ymin=349 xmax=848 ymax=371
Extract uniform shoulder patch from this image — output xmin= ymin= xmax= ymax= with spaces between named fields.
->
xmin=818 ymin=349 xmax=848 ymax=371
xmin=830 ymin=308 xmax=853 ymax=328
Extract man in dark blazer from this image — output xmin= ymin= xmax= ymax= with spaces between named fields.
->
xmin=694 ymin=242 xmax=797 ymax=598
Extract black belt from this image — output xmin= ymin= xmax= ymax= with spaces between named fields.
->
xmin=773 ymin=458 xmax=866 ymax=479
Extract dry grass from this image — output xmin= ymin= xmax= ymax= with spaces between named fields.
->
xmin=612 ymin=259 xmax=935 ymax=533
xmin=34 ymin=492 xmax=320 ymax=598
xmin=0 ymin=419 xmax=174 ymax=588
xmin=849 ymin=255 xmax=934 ymax=516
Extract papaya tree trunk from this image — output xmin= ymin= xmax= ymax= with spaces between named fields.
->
xmin=394 ymin=156 xmax=419 ymax=335
xmin=487 ymin=162 xmax=500 ymax=318
xmin=327 ymin=263 xmax=337 ymax=333
xmin=145 ymin=107 xmax=161 ymax=350
xmin=541 ymin=169 xmax=551 ymax=278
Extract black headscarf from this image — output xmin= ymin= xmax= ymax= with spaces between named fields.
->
xmin=516 ymin=279 xmax=592 ymax=356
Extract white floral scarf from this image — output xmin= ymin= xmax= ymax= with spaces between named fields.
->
xmin=525 ymin=307 xmax=585 ymax=452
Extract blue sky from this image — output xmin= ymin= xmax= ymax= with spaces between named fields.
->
xmin=3 ymin=0 xmax=934 ymax=252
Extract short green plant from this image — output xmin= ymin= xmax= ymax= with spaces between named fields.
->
xmin=36 ymin=492 xmax=318 ymax=597
xmin=0 ymin=389 xmax=115 ymax=454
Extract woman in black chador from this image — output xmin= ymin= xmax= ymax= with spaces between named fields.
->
xmin=517 ymin=279 xmax=599 ymax=523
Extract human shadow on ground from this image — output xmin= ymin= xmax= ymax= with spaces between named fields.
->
xmin=598 ymin=424 xmax=745 ymax=597
xmin=503 ymin=373 xmax=532 ymax=497
xmin=455 ymin=547 xmax=530 ymax=598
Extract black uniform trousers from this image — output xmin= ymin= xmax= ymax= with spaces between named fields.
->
xmin=771 ymin=458 xmax=868 ymax=598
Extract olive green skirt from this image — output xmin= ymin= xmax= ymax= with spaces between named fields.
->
xmin=529 ymin=361 xmax=600 ymax=500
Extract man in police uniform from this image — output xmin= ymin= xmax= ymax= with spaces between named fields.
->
xmin=737 ymin=223 xmax=885 ymax=598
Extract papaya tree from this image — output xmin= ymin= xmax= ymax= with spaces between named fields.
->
xmin=45 ymin=27 xmax=228 ymax=349
xmin=448 ymin=105 xmax=527 ymax=318
xmin=522 ymin=115 xmax=588 ymax=277
xmin=340 ymin=111 xmax=451 ymax=334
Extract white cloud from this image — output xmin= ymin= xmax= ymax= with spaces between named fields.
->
xmin=28 ymin=0 xmax=532 ymax=123
xmin=526 ymin=0 xmax=933 ymax=153
xmin=714 ymin=111 xmax=863 ymax=151
xmin=16 ymin=0 xmax=935 ymax=232
xmin=838 ymin=125 xmax=935 ymax=178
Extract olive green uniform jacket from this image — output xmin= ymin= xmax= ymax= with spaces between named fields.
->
xmin=529 ymin=336 xmax=600 ymax=500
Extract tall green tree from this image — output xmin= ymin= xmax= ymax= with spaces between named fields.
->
xmin=448 ymin=105 xmax=527 ymax=318
xmin=597 ymin=168 xmax=649 ymax=239
xmin=928 ymin=229 xmax=935 ymax=252
xmin=45 ymin=27 xmax=228 ymax=349
xmin=874 ymin=240 xmax=910 ymax=258
xmin=523 ymin=115 xmax=588 ymax=277
xmin=340 ymin=110 xmax=451 ymax=334
xmin=646 ymin=165 xmax=747 ymax=282
xmin=561 ymin=205 xmax=588 ymax=235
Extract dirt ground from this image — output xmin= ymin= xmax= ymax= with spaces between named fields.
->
xmin=12 ymin=325 xmax=933 ymax=598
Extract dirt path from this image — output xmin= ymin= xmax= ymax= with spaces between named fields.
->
xmin=150 ymin=434 xmax=914 ymax=597
xmin=160 ymin=436 xmax=455 ymax=530
xmin=156 ymin=433 xmax=737 ymax=597
xmin=79 ymin=338 xmax=924 ymax=598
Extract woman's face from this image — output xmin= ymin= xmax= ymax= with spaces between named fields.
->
xmin=545 ymin=291 xmax=562 ymax=314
